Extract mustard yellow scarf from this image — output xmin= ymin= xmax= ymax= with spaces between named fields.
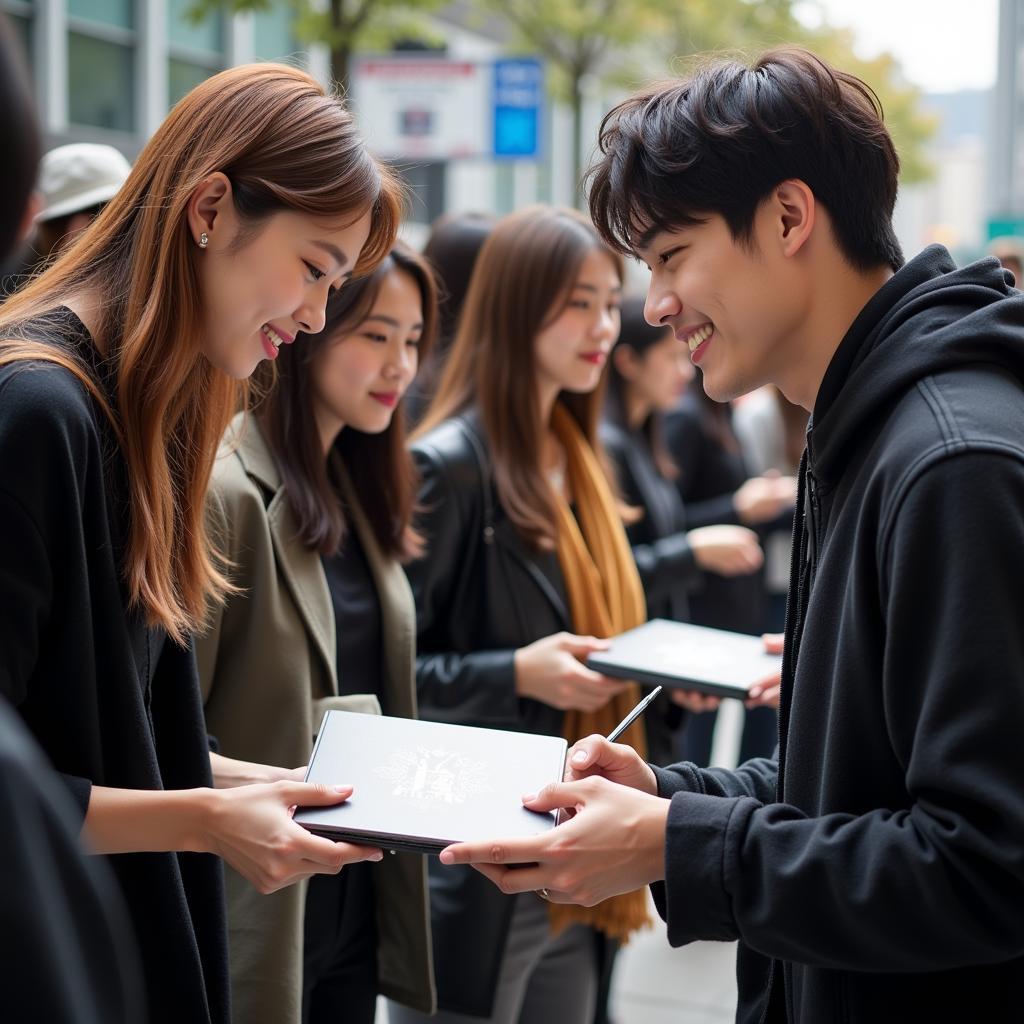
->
xmin=547 ymin=402 xmax=651 ymax=941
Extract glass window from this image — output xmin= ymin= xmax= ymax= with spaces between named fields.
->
xmin=68 ymin=32 xmax=134 ymax=132
xmin=167 ymin=0 xmax=223 ymax=56
xmin=253 ymin=3 xmax=297 ymax=61
xmin=168 ymin=58 xmax=214 ymax=107
xmin=68 ymin=0 xmax=134 ymax=30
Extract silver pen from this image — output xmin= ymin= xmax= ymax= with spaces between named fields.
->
xmin=606 ymin=685 xmax=663 ymax=742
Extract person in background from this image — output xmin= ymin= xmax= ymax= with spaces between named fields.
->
xmin=392 ymin=205 xmax=644 ymax=1024
xmin=602 ymin=294 xmax=764 ymax=761
xmin=197 ymin=242 xmax=438 ymax=1024
xmin=733 ymin=386 xmax=808 ymax=632
xmin=34 ymin=144 xmax=133 ymax=262
xmin=0 ymin=62 xmax=401 ymax=1024
xmin=406 ymin=211 xmax=495 ymax=425
xmin=1 ymin=142 xmax=131 ymax=298
xmin=0 ymin=15 xmax=144 ymax=1020
xmin=665 ymin=384 xmax=795 ymax=764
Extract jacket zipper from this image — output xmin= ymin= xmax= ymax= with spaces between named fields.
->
xmin=759 ymin=447 xmax=819 ymax=1024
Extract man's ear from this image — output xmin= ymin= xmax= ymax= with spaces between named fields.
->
xmin=774 ymin=179 xmax=815 ymax=257
xmin=186 ymin=171 xmax=233 ymax=248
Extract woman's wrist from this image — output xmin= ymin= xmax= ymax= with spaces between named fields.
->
xmin=209 ymin=751 xmax=290 ymax=788
xmin=83 ymin=785 xmax=218 ymax=856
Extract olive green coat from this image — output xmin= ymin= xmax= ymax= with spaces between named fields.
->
xmin=196 ymin=414 xmax=435 ymax=1024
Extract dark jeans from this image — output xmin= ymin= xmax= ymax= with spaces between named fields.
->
xmin=302 ymin=860 xmax=378 ymax=1024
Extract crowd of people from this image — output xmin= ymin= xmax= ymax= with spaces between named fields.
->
xmin=3 ymin=12 xmax=1024 ymax=1024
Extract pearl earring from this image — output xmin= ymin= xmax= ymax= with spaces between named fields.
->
xmin=199 ymin=232 xmax=209 ymax=249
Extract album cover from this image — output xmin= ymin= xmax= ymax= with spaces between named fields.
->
xmin=587 ymin=618 xmax=782 ymax=700
xmin=294 ymin=711 xmax=568 ymax=855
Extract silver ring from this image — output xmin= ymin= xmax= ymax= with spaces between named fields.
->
xmin=537 ymin=887 xmax=549 ymax=900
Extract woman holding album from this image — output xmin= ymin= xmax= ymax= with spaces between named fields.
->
xmin=393 ymin=206 xmax=647 ymax=1024
xmin=196 ymin=242 xmax=438 ymax=1024
xmin=0 ymin=62 xmax=399 ymax=1024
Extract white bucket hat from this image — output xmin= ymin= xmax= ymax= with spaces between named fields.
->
xmin=36 ymin=143 xmax=131 ymax=223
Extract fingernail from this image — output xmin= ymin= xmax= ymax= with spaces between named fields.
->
xmin=571 ymin=750 xmax=588 ymax=764
xmin=370 ymin=851 xmax=383 ymax=862
xmin=439 ymin=850 xmax=453 ymax=864
xmin=335 ymin=785 xmax=352 ymax=793
xmin=521 ymin=793 xmax=535 ymax=803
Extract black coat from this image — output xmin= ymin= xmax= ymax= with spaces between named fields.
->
xmin=663 ymin=391 xmax=766 ymax=635
xmin=650 ymin=248 xmax=1024 ymax=1022
xmin=0 ymin=697 xmax=145 ymax=1023
xmin=0 ymin=312 xmax=230 ymax=1024
xmin=601 ymin=419 xmax=699 ymax=623
xmin=406 ymin=412 xmax=580 ymax=1017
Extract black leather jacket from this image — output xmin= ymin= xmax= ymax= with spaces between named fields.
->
xmin=405 ymin=411 xmax=573 ymax=1016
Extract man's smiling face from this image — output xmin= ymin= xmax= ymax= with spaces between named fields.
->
xmin=636 ymin=201 xmax=812 ymax=403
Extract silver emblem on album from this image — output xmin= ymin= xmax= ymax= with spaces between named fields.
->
xmin=374 ymin=747 xmax=492 ymax=806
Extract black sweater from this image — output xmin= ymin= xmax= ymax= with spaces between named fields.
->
xmin=0 ymin=312 xmax=229 ymax=1024
xmin=650 ymin=247 xmax=1024 ymax=1022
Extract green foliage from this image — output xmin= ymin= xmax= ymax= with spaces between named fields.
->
xmin=487 ymin=0 xmax=935 ymax=187
xmin=186 ymin=0 xmax=447 ymax=87
xmin=187 ymin=0 xmax=935 ymax=186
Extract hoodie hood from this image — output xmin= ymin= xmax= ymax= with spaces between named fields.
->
xmin=808 ymin=245 xmax=1024 ymax=481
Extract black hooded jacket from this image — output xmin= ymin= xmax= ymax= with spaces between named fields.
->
xmin=650 ymin=247 xmax=1024 ymax=1022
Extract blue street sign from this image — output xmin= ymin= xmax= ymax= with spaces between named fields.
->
xmin=493 ymin=58 xmax=544 ymax=159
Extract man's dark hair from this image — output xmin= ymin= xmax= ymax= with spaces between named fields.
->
xmin=587 ymin=48 xmax=904 ymax=272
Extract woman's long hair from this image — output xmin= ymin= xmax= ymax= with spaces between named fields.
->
xmin=605 ymin=295 xmax=678 ymax=480
xmin=415 ymin=205 xmax=624 ymax=550
xmin=258 ymin=242 xmax=437 ymax=561
xmin=0 ymin=63 xmax=403 ymax=643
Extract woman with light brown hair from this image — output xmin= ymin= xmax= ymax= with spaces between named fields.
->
xmin=0 ymin=63 xmax=401 ymax=1024
xmin=391 ymin=206 xmax=645 ymax=1024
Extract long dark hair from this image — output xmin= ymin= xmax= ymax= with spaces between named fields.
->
xmin=416 ymin=205 xmax=624 ymax=550
xmin=605 ymin=295 xmax=678 ymax=480
xmin=258 ymin=241 xmax=438 ymax=560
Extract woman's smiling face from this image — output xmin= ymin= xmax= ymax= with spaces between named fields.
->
xmin=533 ymin=247 xmax=623 ymax=398
xmin=189 ymin=175 xmax=373 ymax=380
xmin=310 ymin=266 xmax=424 ymax=440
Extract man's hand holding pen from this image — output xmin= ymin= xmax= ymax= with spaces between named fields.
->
xmin=439 ymin=771 xmax=669 ymax=907
xmin=439 ymin=726 xmax=669 ymax=906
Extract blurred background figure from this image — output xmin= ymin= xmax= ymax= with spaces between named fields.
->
xmin=664 ymin=386 xmax=797 ymax=767
xmin=1 ymin=142 xmax=131 ymax=297
xmin=733 ymin=386 xmax=809 ymax=634
xmin=407 ymin=211 xmax=495 ymax=425
xmin=989 ymin=236 xmax=1024 ymax=284
xmin=33 ymin=143 xmax=132 ymax=262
